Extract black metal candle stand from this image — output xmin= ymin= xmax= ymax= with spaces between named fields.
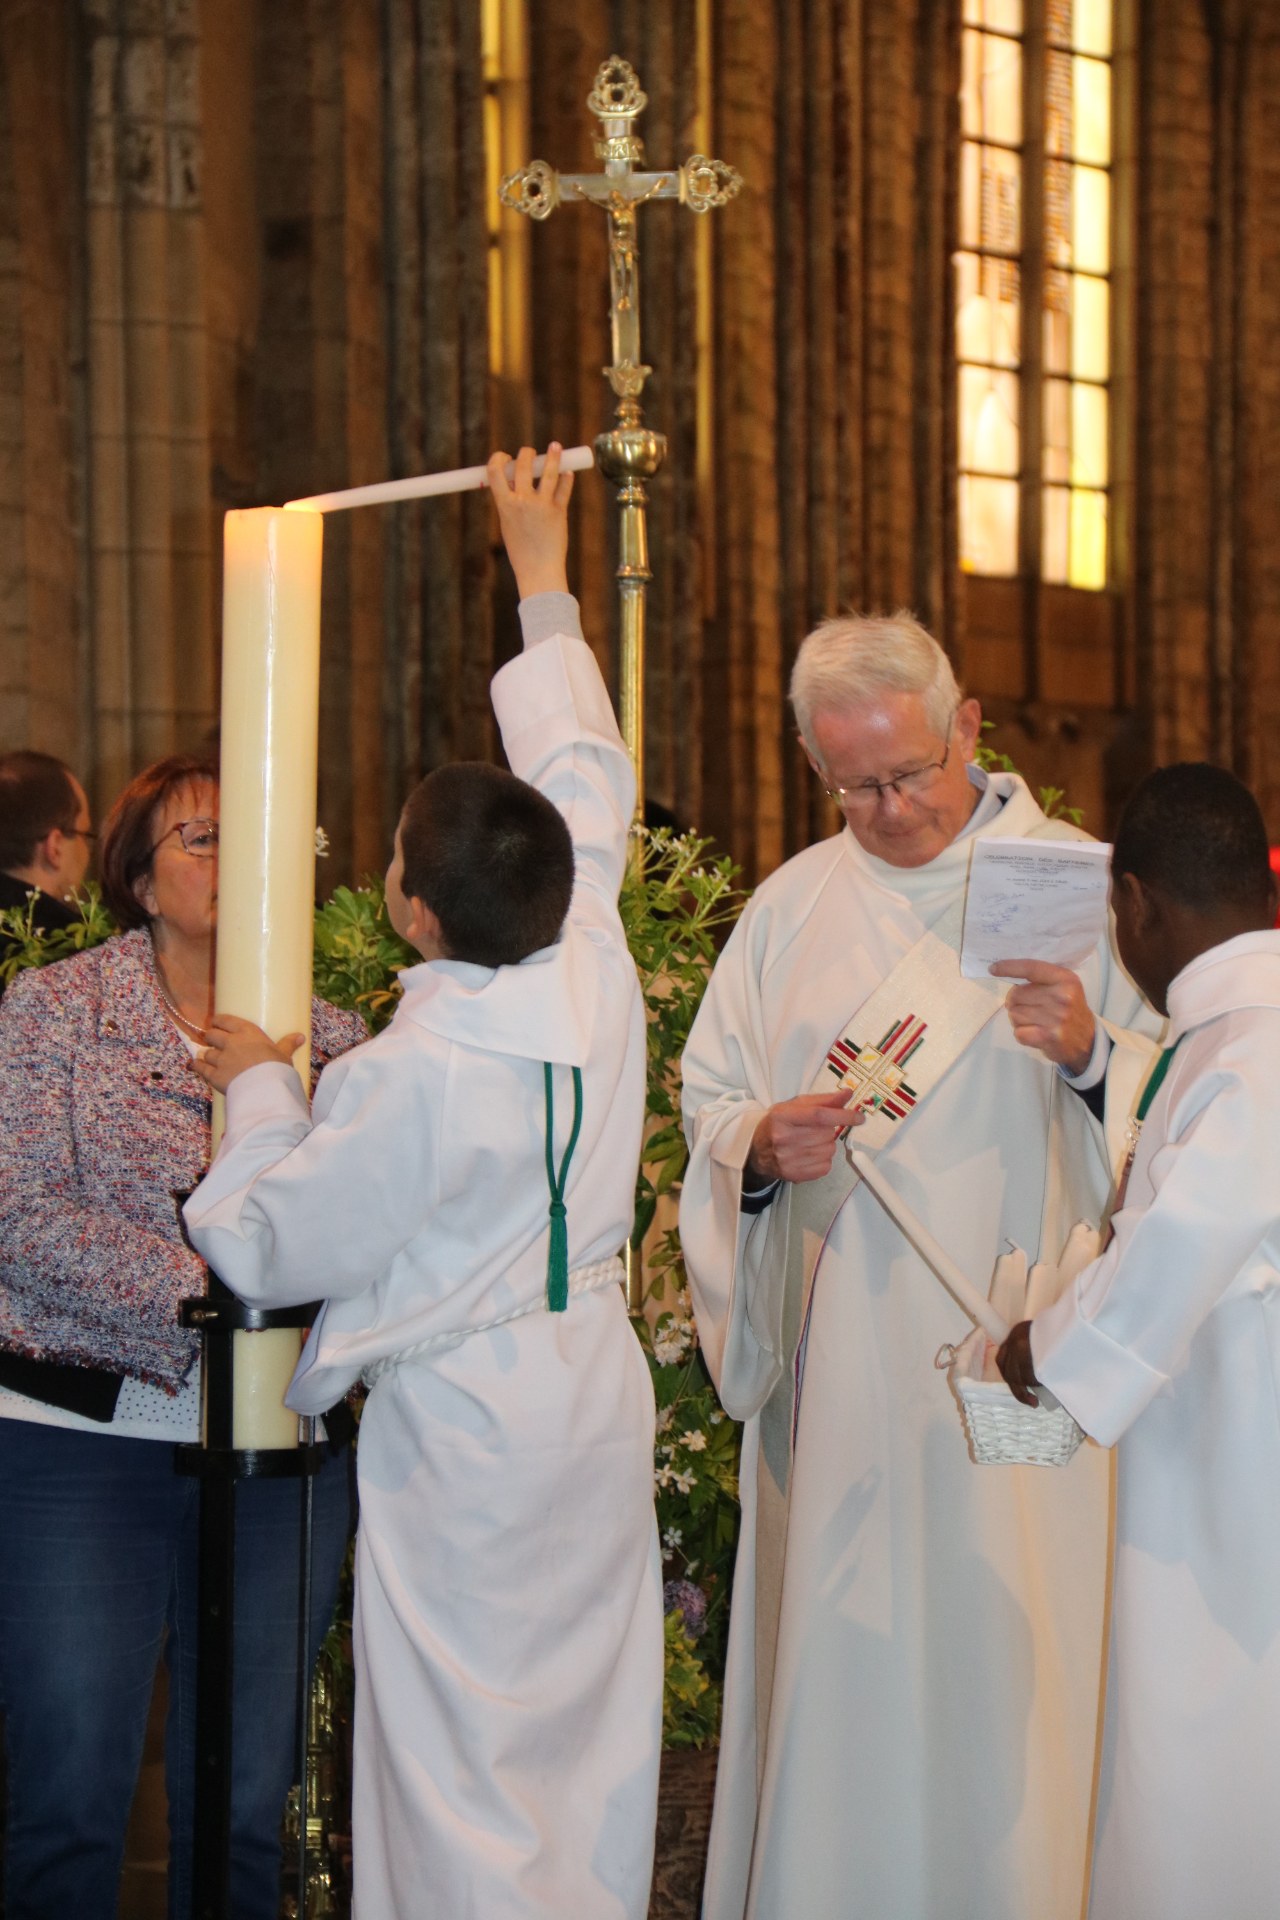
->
xmin=176 ymin=1274 xmax=324 ymax=1920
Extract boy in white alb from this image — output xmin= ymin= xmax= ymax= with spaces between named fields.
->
xmin=184 ymin=448 xmax=662 ymax=1920
xmin=999 ymin=762 xmax=1280 ymax=1920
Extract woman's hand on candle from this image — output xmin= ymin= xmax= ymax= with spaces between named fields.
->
xmin=190 ymin=1014 xmax=306 ymax=1093
xmin=487 ymin=444 xmax=574 ymax=599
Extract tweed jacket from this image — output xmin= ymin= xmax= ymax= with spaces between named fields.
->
xmin=0 ymin=928 xmax=366 ymax=1388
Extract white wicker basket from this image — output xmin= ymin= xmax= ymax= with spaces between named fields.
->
xmin=943 ymin=1327 xmax=1084 ymax=1468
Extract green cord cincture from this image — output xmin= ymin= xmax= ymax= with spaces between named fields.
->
xmin=1134 ymin=1037 xmax=1183 ymax=1125
xmin=543 ymin=1062 xmax=584 ymax=1313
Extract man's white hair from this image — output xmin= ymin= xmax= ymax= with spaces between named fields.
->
xmin=789 ymin=610 xmax=962 ymax=753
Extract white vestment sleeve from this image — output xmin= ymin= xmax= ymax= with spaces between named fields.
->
xmin=679 ymin=905 xmax=788 ymax=1419
xmin=183 ymin=1044 xmax=433 ymax=1308
xmin=1033 ymin=1046 xmax=1268 ymax=1445
xmin=492 ymin=631 xmax=635 ymax=933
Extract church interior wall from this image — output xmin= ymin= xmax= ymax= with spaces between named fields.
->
xmin=0 ymin=0 xmax=1279 ymax=891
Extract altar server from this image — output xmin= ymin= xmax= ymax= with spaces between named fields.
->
xmin=184 ymin=446 xmax=661 ymax=1920
xmin=999 ymin=762 xmax=1280 ymax=1920
xmin=679 ymin=612 xmax=1155 ymax=1920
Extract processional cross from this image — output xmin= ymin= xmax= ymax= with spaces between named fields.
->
xmin=500 ymin=56 xmax=740 ymax=818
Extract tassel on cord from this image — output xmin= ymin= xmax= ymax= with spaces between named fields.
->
xmin=543 ymin=1063 xmax=584 ymax=1313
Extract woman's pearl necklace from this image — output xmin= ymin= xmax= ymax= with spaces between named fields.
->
xmin=151 ymin=947 xmax=210 ymax=1043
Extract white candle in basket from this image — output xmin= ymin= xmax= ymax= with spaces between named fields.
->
xmin=1056 ymin=1221 xmax=1102 ymax=1286
xmin=1024 ymin=1261 xmax=1059 ymax=1319
xmin=989 ymin=1250 xmax=1028 ymax=1328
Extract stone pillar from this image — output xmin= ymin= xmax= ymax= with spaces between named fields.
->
xmin=83 ymin=0 xmax=215 ymax=805
xmin=0 ymin=0 xmax=85 ymax=769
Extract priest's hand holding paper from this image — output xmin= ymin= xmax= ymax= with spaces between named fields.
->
xmin=745 ymin=1088 xmax=863 ymax=1185
xmin=961 ymin=835 xmax=1110 ymax=1073
xmin=989 ymin=958 xmax=1096 ymax=1073
xmin=192 ymin=1014 xmax=306 ymax=1093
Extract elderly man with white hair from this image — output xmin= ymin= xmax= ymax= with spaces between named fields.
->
xmin=680 ymin=612 xmax=1152 ymax=1920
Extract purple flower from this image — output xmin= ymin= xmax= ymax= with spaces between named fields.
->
xmin=663 ymin=1579 xmax=708 ymax=1640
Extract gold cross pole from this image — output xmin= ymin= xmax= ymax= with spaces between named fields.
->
xmin=500 ymin=55 xmax=740 ymax=822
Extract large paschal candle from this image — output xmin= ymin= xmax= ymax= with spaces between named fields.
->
xmin=213 ymin=503 xmax=324 ymax=1449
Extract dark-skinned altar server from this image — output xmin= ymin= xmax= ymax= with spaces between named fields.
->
xmin=1000 ymin=763 xmax=1280 ymax=1920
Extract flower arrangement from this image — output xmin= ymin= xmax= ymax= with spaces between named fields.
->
xmin=618 ymin=826 xmax=748 ymax=1745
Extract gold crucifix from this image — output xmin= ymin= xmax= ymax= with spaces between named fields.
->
xmin=500 ymin=55 xmax=740 ymax=819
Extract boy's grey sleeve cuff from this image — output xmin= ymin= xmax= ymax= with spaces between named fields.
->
xmin=517 ymin=591 xmax=583 ymax=647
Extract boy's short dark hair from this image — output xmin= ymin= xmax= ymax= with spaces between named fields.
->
xmin=0 ymin=752 xmax=79 ymax=873
xmin=1112 ymin=762 xmax=1274 ymax=917
xmin=399 ymin=763 xmax=575 ymax=967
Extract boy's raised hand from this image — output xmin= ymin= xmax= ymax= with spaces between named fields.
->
xmin=487 ymin=443 xmax=574 ymax=600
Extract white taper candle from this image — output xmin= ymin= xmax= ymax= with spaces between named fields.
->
xmin=846 ymin=1144 xmax=1012 ymax=1344
xmin=284 ymin=444 xmax=595 ymax=514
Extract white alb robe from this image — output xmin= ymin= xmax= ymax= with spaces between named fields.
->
xmin=185 ymin=625 xmax=662 ymax=1920
xmin=1033 ymin=930 xmax=1280 ymax=1920
xmin=680 ymin=775 xmax=1152 ymax=1920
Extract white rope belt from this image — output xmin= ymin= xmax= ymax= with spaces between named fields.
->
xmin=361 ymin=1254 xmax=626 ymax=1388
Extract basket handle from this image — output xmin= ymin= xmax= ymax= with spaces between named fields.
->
xmin=846 ymin=1145 xmax=1012 ymax=1345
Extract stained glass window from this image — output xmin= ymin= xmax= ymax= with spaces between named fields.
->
xmin=957 ymin=0 xmax=1115 ymax=589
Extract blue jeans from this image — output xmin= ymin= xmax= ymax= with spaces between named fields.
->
xmin=0 ymin=1419 xmax=352 ymax=1920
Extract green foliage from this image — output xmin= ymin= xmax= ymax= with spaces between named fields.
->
xmin=975 ymin=723 xmax=1084 ymax=826
xmin=640 ymin=1287 xmax=741 ymax=1682
xmin=620 ymin=826 xmax=749 ymax=1745
xmin=0 ymin=884 xmax=116 ymax=989
xmin=661 ymin=1609 xmax=722 ymax=1751
xmin=311 ymin=881 xmax=417 ymax=1032
xmin=620 ymin=827 xmax=747 ymax=1253
xmin=1034 ymin=785 xmax=1082 ymax=825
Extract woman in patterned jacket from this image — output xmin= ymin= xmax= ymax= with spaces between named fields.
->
xmin=0 ymin=751 xmax=365 ymax=1920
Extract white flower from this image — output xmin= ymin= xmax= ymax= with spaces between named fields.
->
xmin=662 ymin=1527 xmax=683 ymax=1549
xmin=709 ymin=1410 xmax=724 ymax=1425
xmin=653 ymin=1321 xmax=694 ymax=1366
xmin=674 ymin=1469 xmax=697 ymax=1494
xmin=655 ymin=1406 xmax=674 ymax=1434
xmin=680 ymin=1430 xmax=707 ymax=1452
xmin=654 ymin=1466 xmax=676 ymax=1491
xmin=314 ymin=826 xmax=330 ymax=858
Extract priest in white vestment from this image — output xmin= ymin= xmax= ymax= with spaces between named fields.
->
xmin=1000 ymin=762 xmax=1280 ymax=1920
xmin=680 ymin=612 xmax=1153 ymax=1920
xmin=185 ymin=450 xmax=662 ymax=1920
